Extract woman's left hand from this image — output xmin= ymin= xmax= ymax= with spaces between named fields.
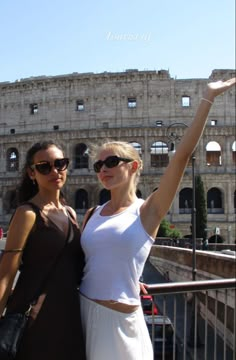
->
xmin=204 ymin=77 xmax=236 ymax=101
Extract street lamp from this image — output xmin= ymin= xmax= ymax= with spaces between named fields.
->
xmin=166 ymin=123 xmax=201 ymax=349
xmin=166 ymin=123 xmax=197 ymax=274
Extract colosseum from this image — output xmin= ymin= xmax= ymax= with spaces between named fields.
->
xmin=0 ymin=68 xmax=235 ymax=242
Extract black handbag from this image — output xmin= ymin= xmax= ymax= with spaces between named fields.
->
xmin=0 ymin=308 xmax=31 ymax=360
xmin=0 ymin=248 xmax=27 ymax=360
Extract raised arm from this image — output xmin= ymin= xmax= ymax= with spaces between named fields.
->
xmin=140 ymin=78 xmax=236 ymax=238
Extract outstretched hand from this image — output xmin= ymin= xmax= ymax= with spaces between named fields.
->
xmin=204 ymin=77 xmax=236 ymax=101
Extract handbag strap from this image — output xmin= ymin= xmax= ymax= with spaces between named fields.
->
xmin=23 ymin=202 xmax=72 ymax=306
xmin=82 ymin=206 xmax=97 ymax=231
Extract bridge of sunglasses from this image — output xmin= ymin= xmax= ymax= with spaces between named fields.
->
xmin=93 ymin=156 xmax=133 ymax=172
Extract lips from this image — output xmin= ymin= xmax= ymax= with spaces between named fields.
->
xmin=50 ymin=177 xmax=62 ymax=183
xmin=100 ymin=175 xmax=112 ymax=182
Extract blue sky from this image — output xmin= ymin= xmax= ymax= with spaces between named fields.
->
xmin=0 ymin=0 xmax=235 ymax=82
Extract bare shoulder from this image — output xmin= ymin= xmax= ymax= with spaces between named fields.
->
xmin=8 ymin=204 xmax=37 ymax=235
xmin=12 ymin=204 xmax=37 ymax=223
xmin=5 ymin=204 xmax=37 ymax=251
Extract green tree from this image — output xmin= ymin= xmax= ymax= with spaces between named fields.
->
xmin=195 ymin=175 xmax=207 ymax=239
xmin=157 ymin=218 xmax=182 ymax=238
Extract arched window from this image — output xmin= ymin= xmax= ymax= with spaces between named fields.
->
xmin=74 ymin=143 xmax=89 ymax=169
xmin=136 ymin=189 xmax=142 ymax=198
xmin=3 ymin=190 xmax=17 ymax=212
xmin=99 ymin=189 xmax=111 ymax=205
xmin=150 ymin=141 xmax=168 ymax=167
xmin=232 ymin=141 xmax=236 ymax=164
xmin=206 ymin=141 xmax=221 ymax=166
xmin=75 ymin=189 xmax=88 ymax=213
xmin=129 ymin=142 xmax=142 ymax=155
xmin=7 ymin=148 xmax=19 ymax=172
xmin=207 ymin=188 xmax=224 ymax=214
xmin=234 ymin=190 xmax=236 ymax=214
xmin=179 ymin=188 xmax=192 ymax=214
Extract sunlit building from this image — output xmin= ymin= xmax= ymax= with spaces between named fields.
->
xmin=0 ymin=69 xmax=235 ymax=242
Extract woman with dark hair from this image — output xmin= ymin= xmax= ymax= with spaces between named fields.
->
xmin=0 ymin=141 xmax=86 ymax=360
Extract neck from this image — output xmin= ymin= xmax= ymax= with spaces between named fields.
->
xmin=108 ymin=193 xmax=138 ymax=211
xmin=33 ymin=192 xmax=62 ymax=209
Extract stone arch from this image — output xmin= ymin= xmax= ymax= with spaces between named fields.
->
xmin=232 ymin=141 xmax=236 ymax=164
xmin=3 ymin=190 xmax=17 ymax=213
xmin=208 ymin=234 xmax=224 ymax=243
xmin=207 ymin=187 xmax=224 ymax=214
xmin=75 ymin=189 xmax=88 ymax=213
xmin=234 ymin=190 xmax=236 ymax=213
xmin=206 ymin=141 xmax=221 ymax=166
xmin=99 ymin=189 xmax=111 ymax=205
xmin=129 ymin=141 xmax=142 ymax=155
xmin=150 ymin=141 xmax=168 ymax=167
xmin=179 ymin=188 xmax=192 ymax=214
xmin=136 ymin=189 xmax=142 ymax=198
xmin=74 ymin=143 xmax=89 ymax=169
xmin=6 ymin=147 xmax=19 ymax=172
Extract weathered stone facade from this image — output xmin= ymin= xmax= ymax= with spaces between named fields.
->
xmin=0 ymin=69 xmax=235 ymax=241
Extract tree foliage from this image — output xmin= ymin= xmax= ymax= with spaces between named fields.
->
xmin=195 ymin=175 xmax=207 ymax=239
xmin=157 ymin=218 xmax=182 ymax=239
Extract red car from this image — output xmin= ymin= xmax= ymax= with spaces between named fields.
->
xmin=141 ymin=295 xmax=158 ymax=315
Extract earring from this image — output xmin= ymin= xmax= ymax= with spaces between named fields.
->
xmin=32 ymin=179 xmax=36 ymax=185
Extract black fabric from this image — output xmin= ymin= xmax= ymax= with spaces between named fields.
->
xmin=0 ymin=312 xmax=29 ymax=360
xmin=5 ymin=203 xmax=86 ymax=360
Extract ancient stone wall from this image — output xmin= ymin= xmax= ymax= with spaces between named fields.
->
xmin=0 ymin=69 xmax=235 ymax=240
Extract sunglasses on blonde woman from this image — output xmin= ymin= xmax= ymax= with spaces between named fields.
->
xmin=30 ymin=158 xmax=69 ymax=175
xmin=93 ymin=155 xmax=133 ymax=173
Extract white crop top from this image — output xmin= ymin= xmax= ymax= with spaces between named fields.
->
xmin=80 ymin=199 xmax=154 ymax=305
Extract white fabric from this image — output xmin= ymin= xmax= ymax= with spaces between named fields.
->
xmin=80 ymin=293 xmax=153 ymax=360
xmin=80 ymin=198 xmax=154 ymax=305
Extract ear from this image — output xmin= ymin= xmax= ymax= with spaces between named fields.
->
xmin=132 ymin=161 xmax=138 ymax=171
xmin=27 ymin=167 xmax=35 ymax=180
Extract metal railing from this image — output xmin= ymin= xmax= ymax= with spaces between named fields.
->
xmin=146 ymin=278 xmax=236 ymax=360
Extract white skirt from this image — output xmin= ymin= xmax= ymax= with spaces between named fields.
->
xmin=79 ymin=293 xmax=153 ymax=360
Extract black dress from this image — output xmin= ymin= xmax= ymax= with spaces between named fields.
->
xmin=6 ymin=203 xmax=86 ymax=360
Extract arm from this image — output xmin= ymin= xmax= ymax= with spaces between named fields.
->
xmin=0 ymin=205 xmax=36 ymax=316
xmin=140 ymin=78 xmax=236 ymax=238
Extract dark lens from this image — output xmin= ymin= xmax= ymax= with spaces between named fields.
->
xmin=35 ymin=162 xmax=51 ymax=175
xmin=93 ymin=160 xmax=103 ymax=173
xmin=105 ymin=156 xmax=119 ymax=168
xmin=55 ymin=158 xmax=69 ymax=171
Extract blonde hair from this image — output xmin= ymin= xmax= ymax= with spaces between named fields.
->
xmin=90 ymin=140 xmax=143 ymax=187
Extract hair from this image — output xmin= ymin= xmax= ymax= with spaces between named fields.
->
xmin=90 ymin=140 xmax=143 ymax=188
xmin=16 ymin=141 xmax=66 ymax=205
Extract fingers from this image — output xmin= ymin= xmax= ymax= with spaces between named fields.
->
xmin=208 ymin=77 xmax=235 ymax=89
xmin=139 ymin=282 xmax=148 ymax=295
xmin=205 ymin=77 xmax=235 ymax=99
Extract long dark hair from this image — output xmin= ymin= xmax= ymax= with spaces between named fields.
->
xmin=16 ymin=141 xmax=66 ymax=205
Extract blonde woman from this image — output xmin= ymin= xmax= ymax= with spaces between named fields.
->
xmin=79 ymin=78 xmax=235 ymax=360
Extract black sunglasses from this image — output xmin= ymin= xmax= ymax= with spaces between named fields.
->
xmin=30 ymin=158 xmax=69 ymax=175
xmin=93 ymin=155 xmax=133 ymax=173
